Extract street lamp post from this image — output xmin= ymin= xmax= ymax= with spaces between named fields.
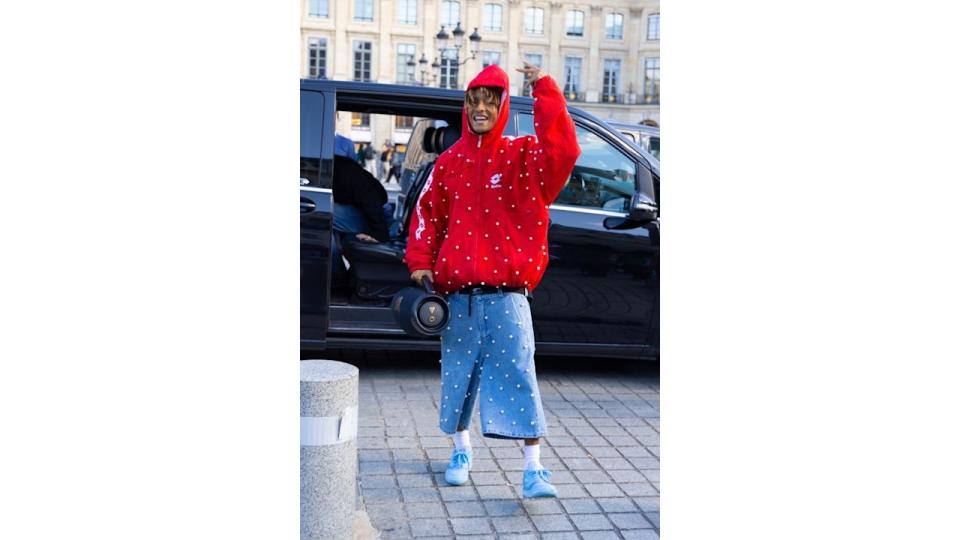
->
xmin=407 ymin=53 xmax=438 ymax=87
xmin=435 ymin=23 xmax=482 ymax=88
xmin=407 ymin=24 xmax=482 ymax=88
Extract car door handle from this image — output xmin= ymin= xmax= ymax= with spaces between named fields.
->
xmin=300 ymin=200 xmax=316 ymax=213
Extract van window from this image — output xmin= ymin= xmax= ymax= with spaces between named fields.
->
xmin=300 ymin=91 xmax=325 ymax=187
xmin=518 ymin=113 xmax=635 ymax=213
xmin=648 ymin=136 xmax=660 ymax=160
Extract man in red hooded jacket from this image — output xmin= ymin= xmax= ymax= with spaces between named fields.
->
xmin=404 ymin=63 xmax=580 ymax=497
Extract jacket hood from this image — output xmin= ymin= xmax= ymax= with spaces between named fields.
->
xmin=460 ymin=64 xmax=511 ymax=151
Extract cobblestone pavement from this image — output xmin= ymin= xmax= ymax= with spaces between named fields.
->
xmin=346 ymin=353 xmax=659 ymax=539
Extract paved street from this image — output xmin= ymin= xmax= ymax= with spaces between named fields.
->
xmin=342 ymin=352 xmax=659 ymax=539
xmin=382 ymin=180 xmax=402 ymax=193
xmin=383 ymin=179 xmax=402 ymax=214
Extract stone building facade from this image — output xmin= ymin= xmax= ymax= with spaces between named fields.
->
xmin=301 ymin=0 xmax=659 ymax=150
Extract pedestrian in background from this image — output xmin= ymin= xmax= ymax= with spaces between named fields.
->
xmin=385 ymin=146 xmax=403 ymax=184
xmin=403 ymin=63 xmax=580 ymax=498
xmin=379 ymin=141 xmax=392 ymax=181
xmin=363 ymin=143 xmax=377 ymax=178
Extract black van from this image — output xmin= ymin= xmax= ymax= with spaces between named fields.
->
xmin=301 ymin=79 xmax=659 ymax=360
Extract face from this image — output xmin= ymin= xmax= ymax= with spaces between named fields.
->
xmin=466 ymin=92 xmax=500 ymax=135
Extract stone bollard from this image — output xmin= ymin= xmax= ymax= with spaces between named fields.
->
xmin=301 ymin=360 xmax=359 ymax=540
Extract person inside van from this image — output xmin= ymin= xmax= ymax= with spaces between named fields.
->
xmin=335 ymin=133 xmax=358 ymax=160
xmin=329 ymin=154 xmax=399 ymax=286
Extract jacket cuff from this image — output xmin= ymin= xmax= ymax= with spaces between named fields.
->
xmin=406 ymin=261 xmax=434 ymax=272
xmin=531 ymin=75 xmax=558 ymax=93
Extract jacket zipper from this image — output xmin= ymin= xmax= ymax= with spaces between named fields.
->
xmin=471 ymin=136 xmax=480 ymax=289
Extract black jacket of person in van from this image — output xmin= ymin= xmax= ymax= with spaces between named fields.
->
xmin=332 ymin=155 xmax=390 ymax=242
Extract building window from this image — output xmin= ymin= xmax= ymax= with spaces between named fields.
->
xmin=524 ymin=7 xmax=544 ymax=35
xmin=397 ymin=44 xmax=416 ymax=84
xmin=308 ymin=0 xmax=328 ymax=18
xmin=396 ymin=0 xmax=417 ymax=25
xmin=396 ymin=116 xmax=415 ymax=130
xmin=481 ymin=50 xmax=501 ymax=67
xmin=353 ymin=112 xmax=370 ymax=129
xmin=647 ymin=13 xmax=660 ymax=40
xmin=644 ymin=58 xmax=660 ymax=103
xmin=563 ymin=56 xmax=582 ymax=100
xmin=355 ymin=0 xmax=373 ymax=22
xmin=605 ymin=12 xmax=623 ymax=39
xmin=440 ymin=48 xmax=459 ymax=89
xmin=307 ymin=38 xmax=327 ymax=79
xmin=483 ymin=3 xmax=503 ymax=32
xmin=566 ymin=10 xmax=584 ymax=36
xmin=441 ymin=0 xmax=460 ymax=28
xmin=602 ymin=59 xmax=621 ymax=102
xmin=522 ymin=53 xmax=542 ymax=96
xmin=353 ymin=41 xmax=372 ymax=82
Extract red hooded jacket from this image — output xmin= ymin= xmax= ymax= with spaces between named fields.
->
xmin=404 ymin=65 xmax=581 ymax=295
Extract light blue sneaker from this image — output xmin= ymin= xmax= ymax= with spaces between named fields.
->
xmin=444 ymin=448 xmax=473 ymax=486
xmin=522 ymin=468 xmax=558 ymax=498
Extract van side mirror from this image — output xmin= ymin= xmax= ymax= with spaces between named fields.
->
xmin=628 ymin=191 xmax=658 ymax=222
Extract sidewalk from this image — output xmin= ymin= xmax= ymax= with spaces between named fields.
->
xmin=381 ymin=179 xmax=402 ymax=192
xmin=354 ymin=357 xmax=660 ymax=539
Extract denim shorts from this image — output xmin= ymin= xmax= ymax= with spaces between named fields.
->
xmin=437 ymin=289 xmax=548 ymax=439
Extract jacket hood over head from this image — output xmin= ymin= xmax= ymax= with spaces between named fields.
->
xmin=460 ymin=64 xmax=511 ymax=151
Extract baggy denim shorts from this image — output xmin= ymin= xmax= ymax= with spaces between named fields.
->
xmin=437 ymin=290 xmax=548 ymax=439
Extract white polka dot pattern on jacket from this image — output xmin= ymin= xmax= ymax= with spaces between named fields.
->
xmin=403 ymin=66 xmax=581 ymax=295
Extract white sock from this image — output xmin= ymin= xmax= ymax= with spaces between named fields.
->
xmin=453 ymin=429 xmax=471 ymax=451
xmin=523 ymin=444 xmax=543 ymax=471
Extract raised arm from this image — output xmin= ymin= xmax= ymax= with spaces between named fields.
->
xmin=525 ymin=73 xmax=581 ymax=204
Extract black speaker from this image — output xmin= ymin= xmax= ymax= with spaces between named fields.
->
xmin=391 ymin=276 xmax=449 ymax=337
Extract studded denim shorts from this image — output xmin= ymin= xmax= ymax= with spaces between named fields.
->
xmin=437 ymin=290 xmax=548 ymax=439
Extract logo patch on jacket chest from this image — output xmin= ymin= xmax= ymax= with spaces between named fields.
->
xmin=489 ymin=173 xmax=503 ymax=189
